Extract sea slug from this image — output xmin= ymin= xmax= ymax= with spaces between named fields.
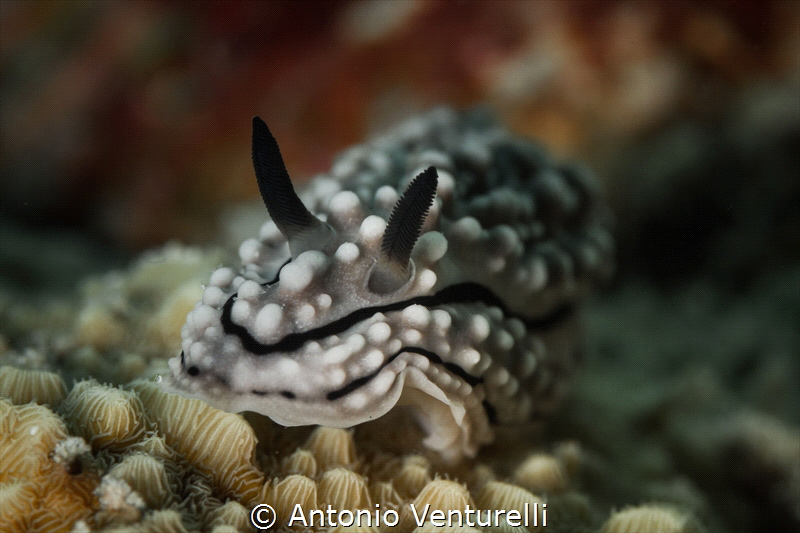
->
xmin=162 ymin=108 xmax=613 ymax=460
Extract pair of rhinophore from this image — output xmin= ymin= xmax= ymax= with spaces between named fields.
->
xmin=251 ymin=117 xmax=438 ymax=294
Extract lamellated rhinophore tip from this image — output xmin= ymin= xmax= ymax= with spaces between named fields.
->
xmin=252 ymin=116 xmax=334 ymax=257
xmin=382 ymin=166 xmax=438 ymax=266
xmin=369 ymin=166 xmax=438 ymax=293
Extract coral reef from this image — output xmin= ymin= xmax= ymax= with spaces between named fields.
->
xmin=2 ymin=262 xmax=798 ymax=531
xmin=0 ymin=377 xmax=579 ymax=532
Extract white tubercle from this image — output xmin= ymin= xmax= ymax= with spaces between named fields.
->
xmin=237 ymin=280 xmax=262 ymax=300
xmin=488 ymin=257 xmax=506 ymax=273
xmin=369 ymin=369 xmax=395 ymax=396
xmin=451 ymin=217 xmax=482 ymax=241
xmin=316 ymin=293 xmax=332 ymax=309
xmin=368 ymin=151 xmax=391 ymax=175
xmin=493 ymin=330 xmax=515 ymax=351
xmin=279 ymin=251 xmax=328 ymax=294
xmin=254 ymin=303 xmax=283 ymax=340
xmin=432 ymin=309 xmax=452 ymax=330
xmin=416 ymin=269 xmax=437 ymax=292
xmin=374 ymin=186 xmax=399 ymax=209
xmin=332 ymin=150 xmax=360 ymax=177
xmin=468 ymin=315 xmax=491 ymax=343
xmin=297 ymin=304 xmax=316 ymax=323
xmin=202 ymin=286 xmax=226 ymax=307
xmin=204 ymin=326 xmax=221 ymax=340
xmin=239 ymin=238 xmax=264 ymax=264
xmin=274 ymin=358 xmax=301 ymax=381
xmin=415 ymin=231 xmax=448 ymax=263
xmin=436 ymin=169 xmax=455 ymax=202
xmin=209 ymin=267 xmax=236 ymax=288
xmin=492 ymin=225 xmax=520 ymax=256
xmin=191 ymin=305 xmax=218 ymax=332
xmin=328 ymin=191 xmax=362 ymax=224
xmin=486 ymin=366 xmax=510 ymax=387
xmin=324 ymin=344 xmax=353 ymax=365
xmin=231 ymin=299 xmax=251 ymax=324
xmin=367 ymin=322 xmax=391 ymax=344
xmin=402 ymin=305 xmax=431 ymax=329
xmin=358 ymin=215 xmax=387 ymax=244
xmin=347 ymin=334 xmax=366 ymax=351
xmin=190 ymin=341 xmax=207 ymax=360
xmin=335 ymin=242 xmax=360 ymax=262
xmin=417 ymin=149 xmax=452 ymax=170
xmin=401 ymin=329 xmax=422 ymax=344
xmin=526 ymin=258 xmax=548 ymax=292
xmin=361 ymin=349 xmax=384 ymax=372
xmin=279 ymin=262 xmax=312 ymax=293
xmin=325 ymin=367 xmax=346 ymax=388
xmin=455 ymin=348 xmax=481 ymax=369
xmin=506 ymin=318 xmax=526 ymax=340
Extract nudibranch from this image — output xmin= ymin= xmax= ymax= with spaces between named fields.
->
xmin=163 ymin=108 xmax=613 ymax=460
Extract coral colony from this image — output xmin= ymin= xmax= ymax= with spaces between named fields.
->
xmin=165 ymin=108 xmax=613 ymax=461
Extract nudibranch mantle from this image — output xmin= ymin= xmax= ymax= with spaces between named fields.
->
xmin=163 ymin=108 xmax=613 ymax=460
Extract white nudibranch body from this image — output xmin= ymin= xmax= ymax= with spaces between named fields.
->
xmin=163 ymin=108 xmax=613 ymax=460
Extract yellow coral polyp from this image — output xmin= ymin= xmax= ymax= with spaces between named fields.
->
xmin=317 ymin=467 xmax=372 ymax=509
xmin=413 ymin=478 xmax=475 ymax=512
xmin=0 ymin=481 xmax=37 ymax=532
xmin=0 ymin=365 xmax=68 ymax=407
xmin=512 ymin=453 xmax=567 ymax=494
xmin=476 ymin=481 xmax=543 ymax=512
xmin=108 ymin=453 xmax=177 ymax=509
xmin=1 ymin=398 xmax=68 ymax=480
xmin=476 ymin=481 xmax=545 ymax=532
xmin=304 ymin=426 xmax=357 ymax=471
xmin=1 ymin=400 xmax=99 ymax=532
xmin=400 ymin=479 xmax=475 ymax=530
xmin=282 ymin=448 xmax=318 ymax=478
xmin=600 ymin=504 xmax=699 ymax=533
xmin=32 ymin=472 xmax=99 ymax=531
xmin=394 ymin=455 xmax=433 ymax=498
xmin=269 ymin=474 xmax=318 ymax=530
xmin=206 ymin=500 xmax=251 ymax=532
xmin=132 ymin=380 xmax=265 ymax=504
xmin=60 ymin=380 xmax=149 ymax=452
xmin=75 ymin=304 xmax=127 ymax=352
xmin=369 ymin=481 xmax=403 ymax=511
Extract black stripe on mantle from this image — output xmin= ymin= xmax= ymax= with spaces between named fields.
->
xmin=221 ymin=281 xmax=574 ymax=356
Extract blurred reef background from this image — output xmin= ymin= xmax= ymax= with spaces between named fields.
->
xmin=1 ymin=1 xmax=798 ymax=532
